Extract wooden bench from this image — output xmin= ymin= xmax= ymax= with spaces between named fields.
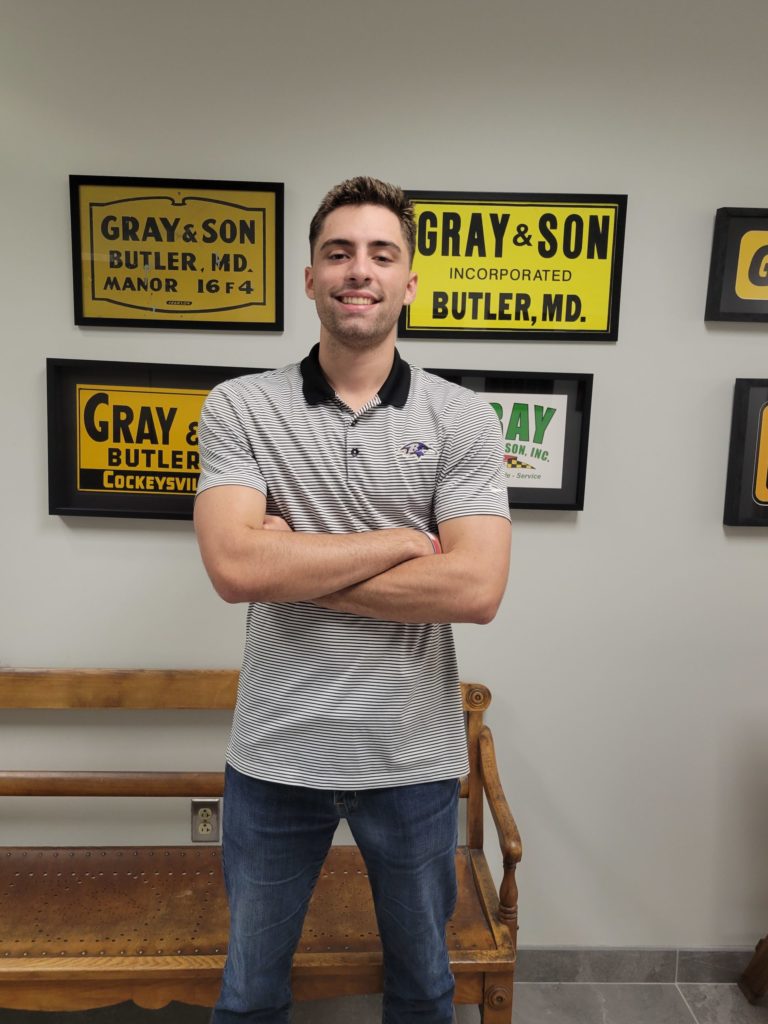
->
xmin=0 ymin=669 xmax=522 ymax=1021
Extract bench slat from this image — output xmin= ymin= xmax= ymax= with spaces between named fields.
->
xmin=0 ymin=771 xmax=225 ymax=797
xmin=0 ymin=669 xmax=238 ymax=709
xmin=0 ymin=671 xmax=488 ymax=712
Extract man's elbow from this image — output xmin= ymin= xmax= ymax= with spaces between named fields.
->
xmin=469 ymin=596 xmax=502 ymax=625
xmin=444 ymin=535 xmax=509 ymax=624
xmin=217 ymin=581 xmax=248 ymax=605
xmin=472 ymin=568 xmax=509 ymax=623
xmin=208 ymin=568 xmax=248 ymax=604
xmin=459 ymin=583 xmax=505 ymax=625
xmin=204 ymin=560 xmax=262 ymax=605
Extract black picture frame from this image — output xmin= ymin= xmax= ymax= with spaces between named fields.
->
xmin=723 ymin=379 xmax=768 ymax=526
xmin=705 ymin=208 xmax=768 ymax=322
xmin=47 ymin=358 xmax=257 ymax=520
xmin=426 ymin=368 xmax=593 ymax=510
xmin=400 ymin=191 xmax=627 ymax=341
xmin=70 ymin=175 xmax=283 ymax=331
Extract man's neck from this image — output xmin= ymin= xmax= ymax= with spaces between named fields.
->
xmin=317 ymin=334 xmax=396 ymax=413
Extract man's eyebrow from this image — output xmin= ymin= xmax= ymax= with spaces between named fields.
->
xmin=319 ymin=238 xmax=403 ymax=253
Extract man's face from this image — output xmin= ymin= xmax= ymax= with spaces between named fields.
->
xmin=305 ymin=204 xmax=417 ymax=350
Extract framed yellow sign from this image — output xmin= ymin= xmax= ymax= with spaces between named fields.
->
xmin=724 ymin=379 xmax=768 ymax=526
xmin=70 ymin=176 xmax=283 ymax=330
xmin=706 ymin=208 xmax=768 ymax=322
xmin=400 ymin=191 xmax=627 ymax=341
xmin=47 ymin=359 xmax=256 ymax=519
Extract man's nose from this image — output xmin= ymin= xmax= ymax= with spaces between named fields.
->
xmin=345 ymin=251 xmax=370 ymax=281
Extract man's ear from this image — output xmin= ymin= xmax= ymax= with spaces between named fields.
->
xmin=304 ymin=265 xmax=315 ymax=299
xmin=402 ymin=271 xmax=418 ymax=307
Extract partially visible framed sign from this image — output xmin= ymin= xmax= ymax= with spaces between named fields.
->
xmin=70 ymin=175 xmax=283 ymax=330
xmin=724 ymin=379 xmax=768 ymax=526
xmin=427 ymin=368 xmax=593 ymax=509
xmin=401 ymin=192 xmax=626 ymax=341
xmin=706 ymin=208 xmax=768 ymax=322
xmin=47 ymin=359 xmax=256 ymax=519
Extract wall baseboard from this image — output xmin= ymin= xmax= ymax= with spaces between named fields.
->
xmin=516 ymin=946 xmax=753 ymax=984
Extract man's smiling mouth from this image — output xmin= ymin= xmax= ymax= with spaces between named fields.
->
xmin=339 ymin=296 xmax=377 ymax=305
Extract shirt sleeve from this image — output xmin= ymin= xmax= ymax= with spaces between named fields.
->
xmin=195 ymin=380 xmax=267 ymax=498
xmin=433 ymin=391 xmax=511 ymax=524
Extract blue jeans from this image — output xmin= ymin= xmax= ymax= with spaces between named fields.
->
xmin=212 ymin=765 xmax=459 ymax=1024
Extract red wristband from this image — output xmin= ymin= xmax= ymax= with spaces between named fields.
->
xmin=424 ymin=531 xmax=442 ymax=554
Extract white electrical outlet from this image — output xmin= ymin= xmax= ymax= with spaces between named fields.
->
xmin=191 ymin=798 xmax=221 ymax=843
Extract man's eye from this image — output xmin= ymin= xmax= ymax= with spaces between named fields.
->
xmin=328 ymin=251 xmax=348 ymax=261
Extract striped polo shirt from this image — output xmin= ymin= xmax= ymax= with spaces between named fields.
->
xmin=196 ymin=345 xmax=510 ymax=790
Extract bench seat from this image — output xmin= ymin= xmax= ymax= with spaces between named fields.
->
xmin=0 ymin=844 xmax=511 ymax=1011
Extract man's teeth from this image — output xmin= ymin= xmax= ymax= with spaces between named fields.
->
xmin=341 ymin=296 xmax=375 ymax=305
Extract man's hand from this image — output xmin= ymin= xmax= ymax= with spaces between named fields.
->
xmin=262 ymin=514 xmax=293 ymax=532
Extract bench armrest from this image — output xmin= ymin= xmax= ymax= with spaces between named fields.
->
xmin=478 ymin=725 xmax=522 ymax=932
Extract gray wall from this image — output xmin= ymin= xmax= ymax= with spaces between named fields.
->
xmin=1 ymin=0 xmax=767 ymax=948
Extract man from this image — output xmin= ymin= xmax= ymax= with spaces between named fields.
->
xmin=194 ymin=177 xmax=511 ymax=1024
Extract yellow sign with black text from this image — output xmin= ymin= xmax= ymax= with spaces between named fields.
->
xmin=705 ymin=209 xmax=768 ymax=322
xmin=71 ymin=176 xmax=283 ymax=330
xmin=736 ymin=232 xmax=768 ymax=301
xmin=76 ymin=384 xmax=206 ymax=496
xmin=400 ymin=192 xmax=626 ymax=341
xmin=754 ymin=404 xmax=768 ymax=505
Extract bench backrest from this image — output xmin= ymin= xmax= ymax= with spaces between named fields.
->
xmin=0 ymin=669 xmax=491 ymax=849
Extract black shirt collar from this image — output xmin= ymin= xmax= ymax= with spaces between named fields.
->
xmin=300 ymin=343 xmax=411 ymax=409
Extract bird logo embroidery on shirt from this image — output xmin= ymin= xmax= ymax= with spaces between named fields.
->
xmin=400 ymin=442 xmax=434 ymax=459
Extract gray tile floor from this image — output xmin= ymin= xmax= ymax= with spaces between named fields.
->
xmin=511 ymin=982 xmax=768 ymax=1024
xmin=294 ymin=986 xmax=768 ymax=1022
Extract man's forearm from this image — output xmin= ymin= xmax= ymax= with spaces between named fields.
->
xmin=313 ymin=556 xmax=492 ymax=624
xmin=200 ymin=525 xmax=434 ymax=605
xmin=314 ymin=518 xmax=511 ymax=625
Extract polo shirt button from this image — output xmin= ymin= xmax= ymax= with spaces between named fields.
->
xmin=350 ymin=447 xmax=360 ymax=456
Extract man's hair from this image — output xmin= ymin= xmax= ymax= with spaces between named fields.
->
xmin=309 ymin=176 xmax=416 ymax=262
